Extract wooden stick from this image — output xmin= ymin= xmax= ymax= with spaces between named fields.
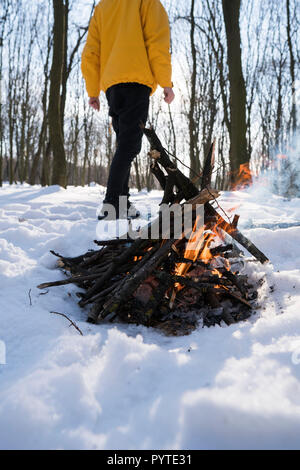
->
xmin=83 ymin=239 xmax=148 ymax=301
xmin=50 ymin=249 xmax=96 ymax=265
xmin=96 ymin=239 xmax=175 ymax=322
xmin=138 ymin=187 xmax=220 ymax=241
xmin=201 ymin=141 xmax=215 ymax=190
xmin=205 ymin=203 xmax=269 ymax=263
xmin=93 ymin=239 xmax=134 ymax=246
xmin=220 ymin=269 xmax=248 ymax=297
xmin=156 ymin=272 xmax=225 ymax=292
xmin=210 ymin=244 xmax=234 ymax=255
xmin=219 ymin=289 xmax=253 ymax=308
xmin=37 ymin=272 xmax=105 ymax=289
xmin=143 ymin=126 xmax=199 ymax=200
xmin=150 ymin=161 xmax=167 ymax=190
xmin=50 ymin=311 xmax=83 ymax=336
xmin=161 ymin=172 xmax=178 ymax=205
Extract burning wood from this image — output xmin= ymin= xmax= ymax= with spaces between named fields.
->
xmin=37 ymin=128 xmax=267 ymax=335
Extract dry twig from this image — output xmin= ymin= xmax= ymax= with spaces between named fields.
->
xmin=50 ymin=311 xmax=83 ymax=336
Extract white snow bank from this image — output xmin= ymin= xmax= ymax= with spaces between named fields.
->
xmin=0 ymin=183 xmax=300 ymax=449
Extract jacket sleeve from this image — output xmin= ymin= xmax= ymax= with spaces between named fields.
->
xmin=142 ymin=0 xmax=173 ymax=88
xmin=81 ymin=6 xmax=101 ymax=97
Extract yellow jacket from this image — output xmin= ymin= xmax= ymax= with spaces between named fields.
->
xmin=81 ymin=0 xmax=172 ymax=97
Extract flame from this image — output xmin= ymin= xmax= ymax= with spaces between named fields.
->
xmin=223 ymin=258 xmax=230 ymax=271
xmin=172 ymin=216 xmax=206 ymax=297
xmin=177 ymin=216 xmax=205 ymax=275
xmin=211 ymin=269 xmax=222 ymax=278
xmin=169 ymin=204 xmax=236 ymax=307
xmin=233 ymin=163 xmax=252 ymax=190
xmin=210 ymin=212 xmax=236 ymax=237
xmin=199 ymin=233 xmax=215 ymax=263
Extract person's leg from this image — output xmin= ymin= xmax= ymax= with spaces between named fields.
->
xmin=104 ymin=83 xmax=150 ymax=205
xmin=108 ymin=95 xmax=130 ymax=197
xmin=121 ymin=168 xmax=130 ymax=197
xmin=103 ymin=87 xmax=119 ymax=204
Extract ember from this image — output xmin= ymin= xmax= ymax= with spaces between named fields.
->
xmin=38 ymin=128 xmax=268 ymax=336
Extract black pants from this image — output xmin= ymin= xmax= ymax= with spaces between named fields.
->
xmin=104 ymin=83 xmax=151 ymax=204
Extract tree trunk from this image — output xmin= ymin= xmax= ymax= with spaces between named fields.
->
xmin=60 ymin=0 xmax=68 ymax=137
xmin=188 ymin=0 xmax=200 ymax=179
xmin=81 ymin=116 xmax=91 ymax=186
xmin=0 ymin=34 xmax=3 ymax=187
xmin=222 ymin=0 xmax=249 ymax=184
xmin=29 ymin=32 xmax=51 ymax=185
xmin=134 ymin=159 xmax=142 ymax=192
xmin=275 ymin=62 xmax=283 ymax=149
xmin=29 ymin=103 xmax=47 ymax=185
xmin=49 ymin=0 xmax=67 ymax=187
xmin=41 ymin=141 xmax=51 ymax=186
xmin=286 ymin=0 xmax=297 ymax=134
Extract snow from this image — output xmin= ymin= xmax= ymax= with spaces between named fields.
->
xmin=1 ymin=182 xmax=300 ymax=450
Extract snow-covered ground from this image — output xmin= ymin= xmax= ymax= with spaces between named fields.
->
xmin=1 ymin=182 xmax=300 ymax=450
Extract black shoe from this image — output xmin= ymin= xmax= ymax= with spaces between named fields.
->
xmin=97 ymin=211 xmax=110 ymax=221
xmin=97 ymin=200 xmax=119 ymax=221
xmin=97 ymin=206 xmax=126 ymax=221
xmin=127 ymin=200 xmax=141 ymax=220
xmin=97 ymin=199 xmax=141 ymax=221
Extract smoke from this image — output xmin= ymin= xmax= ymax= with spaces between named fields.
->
xmin=251 ymin=80 xmax=300 ymax=199
xmin=266 ymin=134 xmax=300 ymax=199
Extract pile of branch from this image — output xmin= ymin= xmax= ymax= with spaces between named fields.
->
xmin=37 ymin=128 xmax=268 ymax=335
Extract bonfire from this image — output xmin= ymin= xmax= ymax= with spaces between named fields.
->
xmin=38 ymin=128 xmax=268 ymax=335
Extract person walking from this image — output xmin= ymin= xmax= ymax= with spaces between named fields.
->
xmin=81 ymin=0 xmax=174 ymax=220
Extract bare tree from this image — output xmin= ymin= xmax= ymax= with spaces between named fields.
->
xmin=60 ymin=0 xmax=94 ymax=136
xmin=188 ymin=0 xmax=200 ymax=179
xmin=49 ymin=0 xmax=67 ymax=187
xmin=0 ymin=0 xmax=299 ymax=193
xmin=222 ymin=0 xmax=248 ymax=183
xmin=286 ymin=0 xmax=297 ymax=133
xmin=29 ymin=16 xmax=52 ymax=185
xmin=0 ymin=1 xmax=12 ymax=186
